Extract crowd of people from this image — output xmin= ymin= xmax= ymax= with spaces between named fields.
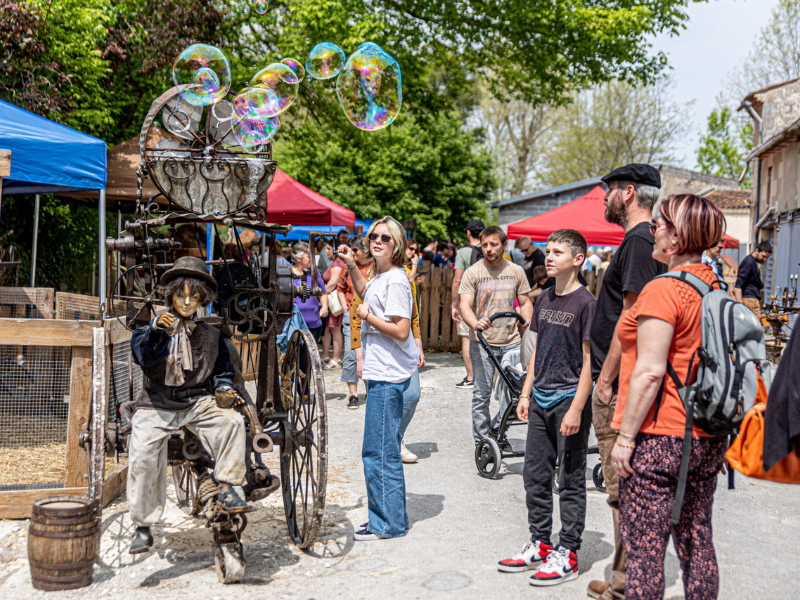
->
xmin=272 ymin=162 xmax=778 ymax=600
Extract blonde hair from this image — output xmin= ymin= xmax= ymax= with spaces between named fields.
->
xmin=365 ymin=216 xmax=407 ymax=269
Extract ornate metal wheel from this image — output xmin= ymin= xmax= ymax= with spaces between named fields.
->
xmin=171 ymin=462 xmax=199 ymax=515
xmin=109 ymin=264 xmax=167 ymax=330
xmin=279 ymin=328 xmax=328 ymax=548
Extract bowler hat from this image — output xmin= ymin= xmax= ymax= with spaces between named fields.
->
xmin=160 ymin=256 xmax=218 ymax=291
xmin=601 ymin=164 xmax=661 ymax=189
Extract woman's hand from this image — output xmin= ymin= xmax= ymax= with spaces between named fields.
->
xmin=355 ymin=348 xmax=363 ymax=379
xmin=415 ymin=339 xmax=425 ymax=368
xmin=319 ymin=304 xmax=329 ymax=318
xmin=338 ymin=244 xmax=356 ymax=268
xmin=356 ymin=301 xmax=370 ymax=321
xmin=560 ymin=407 xmax=581 ymax=437
xmin=157 ymin=312 xmax=177 ymax=329
xmin=610 ymin=440 xmax=635 ymax=478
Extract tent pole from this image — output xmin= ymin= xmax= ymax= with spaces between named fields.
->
xmin=98 ymin=189 xmax=106 ymax=306
xmin=31 ymin=194 xmax=40 ymax=287
xmin=116 ymin=209 xmax=121 ymax=292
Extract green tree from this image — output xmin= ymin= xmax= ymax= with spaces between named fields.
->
xmin=696 ymin=105 xmax=753 ymax=186
xmin=276 ymin=112 xmax=495 ymax=241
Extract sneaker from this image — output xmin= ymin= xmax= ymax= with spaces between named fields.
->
xmin=354 ymin=527 xmax=385 ymax=541
xmin=401 ymin=442 xmax=418 ymax=463
xmin=497 ymin=539 xmax=552 ymax=573
xmin=455 ymin=377 xmax=473 ymax=389
xmin=529 ymin=545 xmax=578 ymax=586
xmin=347 ymin=395 xmax=359 ymax=410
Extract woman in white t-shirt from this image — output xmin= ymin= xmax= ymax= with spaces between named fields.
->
xmin=338 ymin=216 xmax=418 ymax=541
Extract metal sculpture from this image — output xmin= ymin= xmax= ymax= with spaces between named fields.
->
xmin=101 ymin=85 xmax=329 ymax=583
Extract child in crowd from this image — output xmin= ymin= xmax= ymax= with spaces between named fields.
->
xmin=498 ymin=229 xmax=595 ymax=587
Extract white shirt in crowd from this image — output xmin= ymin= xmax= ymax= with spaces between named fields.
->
xmin=360 ymin=267 xmax=419 ymax=383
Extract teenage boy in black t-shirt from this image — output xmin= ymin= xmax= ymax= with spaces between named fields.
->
xmin=497 ymin=229 xmax=595 ymax=587
xmin=586 ymin=163 xmax=665 ymax=600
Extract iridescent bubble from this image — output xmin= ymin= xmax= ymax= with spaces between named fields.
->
xmin=232 ymin=114 xmax=280 ymax=151
xmin=172 ymin=44 xmax=231 ymax=106
xmin=254 ymin=0 xmax=268 ymax=14
xmin=335 ymin=42 xmax=402 ymax=131
xmin=280 ymin=58 xmax=305 ymax=83
xmin=306 ymin=42 xmax=346 ymax=80
xmin=249 ymin=63 xmax=299 ymax=115
xmin=232 ymin=86 xmax=280 ymax=120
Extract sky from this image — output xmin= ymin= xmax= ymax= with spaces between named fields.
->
xmin=649 ymin=0 xmax=779 ymax=167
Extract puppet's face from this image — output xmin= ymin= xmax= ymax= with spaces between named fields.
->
xmin=172 ymin=283 xmax=202 ymax=318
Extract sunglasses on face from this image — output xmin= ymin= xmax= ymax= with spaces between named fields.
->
xmin=369 ymin=233 xmax=393 ymax=244
xmin=649 ymin=219 xmax=659 ymax=236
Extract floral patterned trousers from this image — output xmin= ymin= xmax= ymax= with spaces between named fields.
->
xmin=619 ymin=433 xmax=726 ymax=600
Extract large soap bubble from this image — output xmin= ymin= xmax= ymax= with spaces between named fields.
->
xmin=249 ymin=63 xmax=299 ymax=115
xmin=335 ymin=42 xmax=402 ymax=131
xmin=232 ymin=86 xmax=280 ymax=121
xmin=172 ymin=44 xmax=231 ymax=106
xmin=232 ymin=114 xmax=280 ymax=152
xmin=306 ymin=43 xmax=346 ymax=80
xmin=280 ymin=58 xmax=305 ymax=83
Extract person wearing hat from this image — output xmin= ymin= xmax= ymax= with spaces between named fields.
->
xmin=451 ymin=219 xmax=485 ymax=389
xmin=127 ymin=256 xmax=252 ymax=555
xmin=586 ymin=164 xmax=667 ymax=600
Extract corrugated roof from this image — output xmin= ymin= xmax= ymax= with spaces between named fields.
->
xmin=705 ymin=189 xmax=751 ymax=210
xmin=492 ymin=177 xmax=604 ymax=208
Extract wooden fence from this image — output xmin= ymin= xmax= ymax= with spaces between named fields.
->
xmin=416 ymin=262 xmax=606 ymax=352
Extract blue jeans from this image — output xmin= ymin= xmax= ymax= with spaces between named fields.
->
xmin=363 ymin=377 xmax=411 ymax=538
xmin=398 ymin=369 xmax=420 ymax=441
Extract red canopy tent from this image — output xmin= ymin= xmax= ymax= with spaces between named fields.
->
xmin=267 ymin=169 xmax=355 ymax=226
xmin=722 ymin=233 xmax=739 ymax=249
xmin=507 ymin=186 xmax=624 ymax=245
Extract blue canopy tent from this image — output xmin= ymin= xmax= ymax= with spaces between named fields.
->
xmin=277 ymin=218 xmax=374 ymax=241
xmin=0 ymin=100 xmax=107 ymax=295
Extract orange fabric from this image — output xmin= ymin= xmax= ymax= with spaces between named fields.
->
xmin=727 ymin=376 xmax=800 ymax=484
xmin=337 ymin=262 xmax=373 ymax=309
xmin=613 ymin=264 xmax=725 ymax=437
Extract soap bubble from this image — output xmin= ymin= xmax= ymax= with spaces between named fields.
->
xmin=232 ymin=86 xmax=280 ymax=120
xmin=335 ymin=42 xmax=402 ymax=131
xmin=172 ymin=44 xmax=231 ymax=106
xmin=280 ymin=58 xmax=305 ymax=82
xmin=254 ymin=0 xmax=268 ymax=13
xmin=249 ymin=63 xmax=299 ymax=115
xmin=306 ymin=42 xmax=346 ymax=80
xmin=232 ymin=114 xmax=280 ymax=152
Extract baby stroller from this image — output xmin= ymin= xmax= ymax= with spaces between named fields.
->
xmin=473 ymin=312 xmax=605 ymax=492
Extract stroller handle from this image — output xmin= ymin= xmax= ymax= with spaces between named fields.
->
xmin=475 ymin=312 xmax=526 ymax=347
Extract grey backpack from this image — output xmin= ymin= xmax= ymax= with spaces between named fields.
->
xmin=652 ymin=270 xmax=770 ymax=524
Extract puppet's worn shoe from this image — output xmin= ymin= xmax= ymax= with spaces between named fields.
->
xmin=129 ymin=527 xmax=153 ymax=554
xmin=217 ymin=488 xmax=256 ymax=514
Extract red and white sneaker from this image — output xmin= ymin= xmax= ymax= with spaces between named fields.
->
xmin=529 ymin=545 xmax=578 ymax=586
xmin=497 ymin=539 xmax=552 ymax=573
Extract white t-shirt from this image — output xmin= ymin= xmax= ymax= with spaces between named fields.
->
xmin=360 ymin=267 xmax=418 ymax=383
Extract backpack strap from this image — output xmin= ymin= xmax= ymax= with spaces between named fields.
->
xmin=652 ymin=360 xmax=683 ymax=422
xmin=670 ymin=349 xmax=699 ymax=525
xmin=655 ymin=270 xmax=717 ymax=296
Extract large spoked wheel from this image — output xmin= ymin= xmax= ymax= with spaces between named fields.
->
xmin=475 ymin=438 xmax=502 ymax=479
xmin=279 ymin=328 xmax=328 ymax=549
xmin=109 ymin=265 xmax=167 ymax=329
xmin=172 ymin=462 xmax=199 ymax=515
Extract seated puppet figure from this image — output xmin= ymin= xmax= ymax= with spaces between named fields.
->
xmin=127 ymin=256 xmax=253 ymax=555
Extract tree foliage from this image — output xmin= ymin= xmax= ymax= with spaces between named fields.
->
xmin=696 ymin=105 xmax=753 ymax=187
xmin=539 ymin=79 xmax=691 ymax=187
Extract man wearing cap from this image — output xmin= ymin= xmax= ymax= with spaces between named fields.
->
xmin=451 ymin=219 xmax=486 ymax=388
xmin=127 ymin=256 xmax=252 ymax=555
xmin=586 ymin=164 xmax=666 ymax=600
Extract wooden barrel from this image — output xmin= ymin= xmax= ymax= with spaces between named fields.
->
xmin=28 ymin=495 xmax=99 ymax=591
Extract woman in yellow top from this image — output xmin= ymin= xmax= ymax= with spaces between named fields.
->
xmin=351 ymin=239 xmax=425 ymax=463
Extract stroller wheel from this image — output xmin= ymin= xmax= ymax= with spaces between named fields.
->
xmin=475 ymin=438 xmax=502 ymax=479
xmin=552 ymin=466 xmax=560 ymax=494
xmin=593 ymin=463 xmax=606 ymax=492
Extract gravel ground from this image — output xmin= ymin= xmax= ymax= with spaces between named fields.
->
xmin=0 ymin=352 xmax=798 ymax=599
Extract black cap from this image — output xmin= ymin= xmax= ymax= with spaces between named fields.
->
xmin=465 ymin=219 xmax=485 ymax=232
xmin=601 ymin=164 xmax=661 ymax=189
xmin=160 ymin=256 xmax=218 ymax=291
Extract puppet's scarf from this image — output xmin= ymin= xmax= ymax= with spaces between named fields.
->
xmin=164 ymin=317 xmax=193 ymax=387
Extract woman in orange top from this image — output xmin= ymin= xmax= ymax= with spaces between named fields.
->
xmin=609 ymin=194 xmax=728 ymax=600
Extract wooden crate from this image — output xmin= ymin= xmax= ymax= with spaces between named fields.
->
xmin=0 ymin=318 xmax=130 ymax=518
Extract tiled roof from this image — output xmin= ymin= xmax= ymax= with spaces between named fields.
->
xmin=705 ymin=189 xmax=751 ymax=210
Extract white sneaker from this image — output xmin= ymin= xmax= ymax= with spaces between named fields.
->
xmin=497 ymin=539 xmax=553 ymax=573
xmin=529 ymin=545 xmax=579 ymax=586
xmin=401 ymin=441 xmax=418 ymax=463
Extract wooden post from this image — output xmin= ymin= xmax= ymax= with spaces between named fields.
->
xmin=89 ymin=327 xmax=107 ymax=514
xmin=440 ymin=268 xmax=453 ymax=351
xmin=64 ymin=347 xmax=93 ymax=488
xmin=594 ymin=268 xmax=605 ymax=299
xmin=418 ymin=260 xmax=431 ymax=350
xmin=428 ymin=267 xmax=442 ymax=350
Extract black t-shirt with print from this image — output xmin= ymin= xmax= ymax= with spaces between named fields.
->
xmin=530 ymin=285 xmax=596 ymax=390
xmin=589 ymin=222 xmax=667 ymax=381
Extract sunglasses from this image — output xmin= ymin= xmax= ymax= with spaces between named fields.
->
xmin=368 ymin=233 xmax=393 ymax=244
xmin=649 ymin=218 xmax=659 ymax=236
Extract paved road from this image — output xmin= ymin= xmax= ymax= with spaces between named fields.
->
xmin=1 ymin=353 xmax=798 ymax=599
